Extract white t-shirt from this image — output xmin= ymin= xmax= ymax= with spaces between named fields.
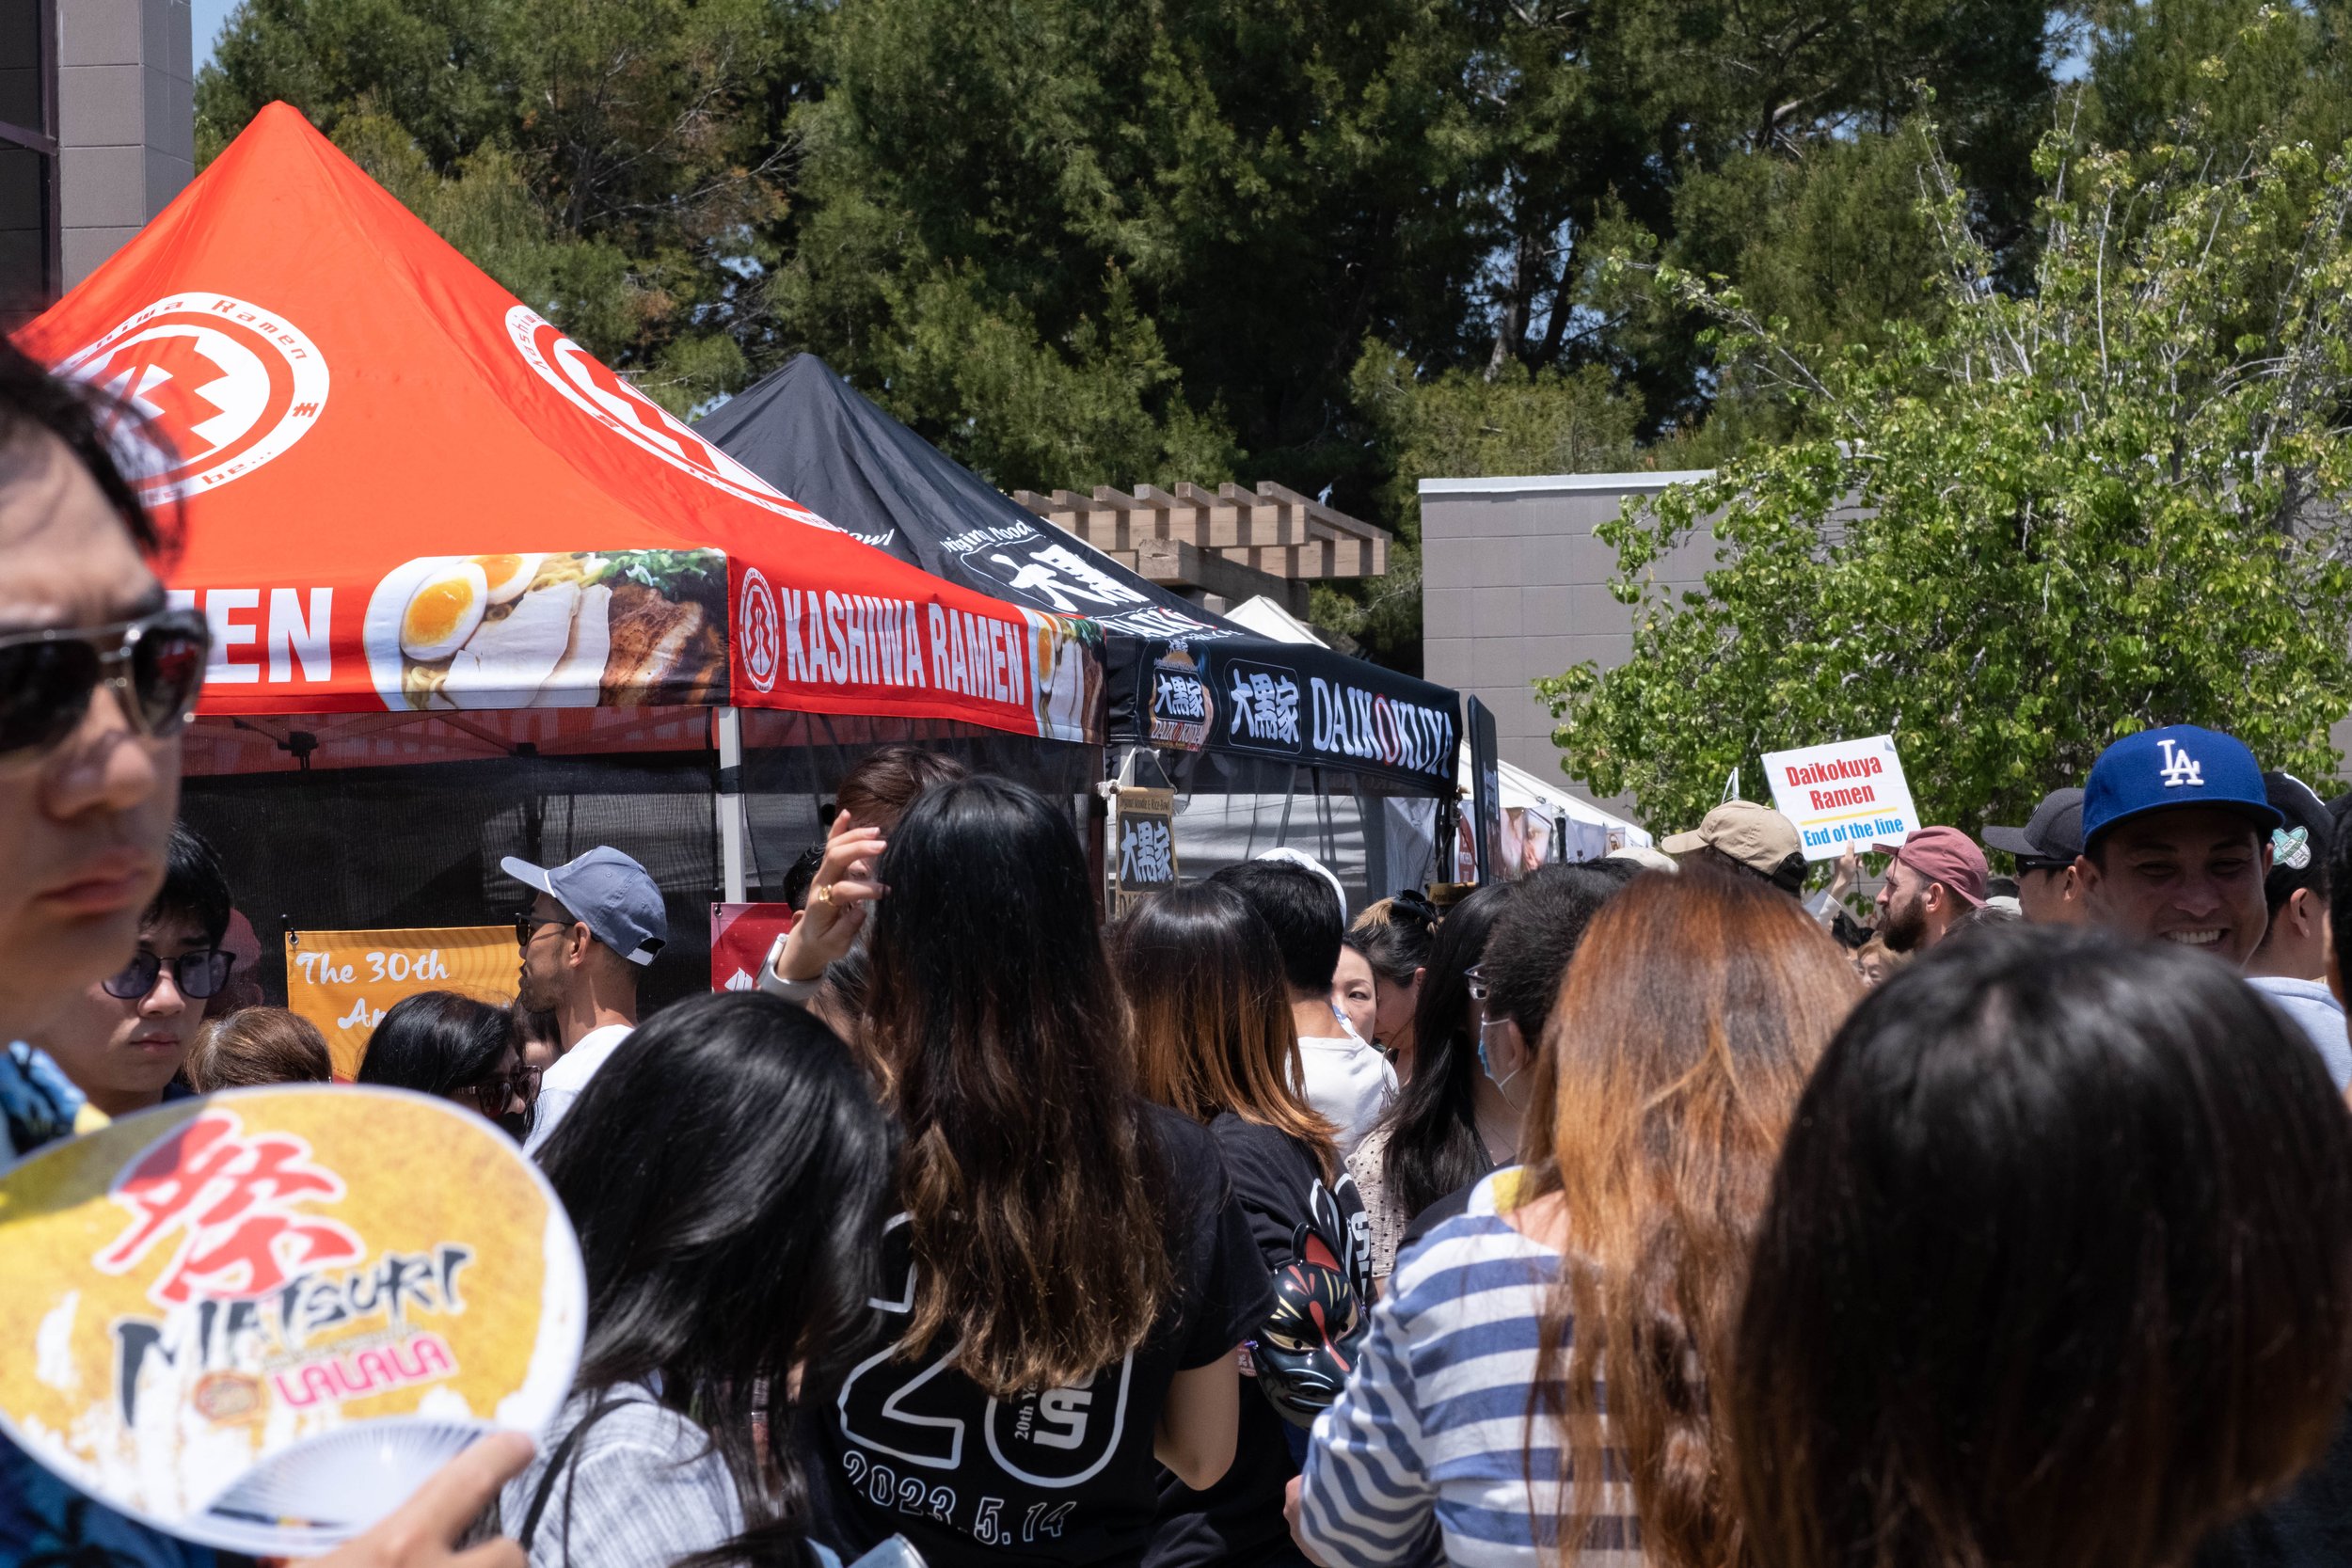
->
xmin=524 ymin=1022 xmax=632 ymax=1158
xmin=1298 ymin=1033 xmax=1396 ymax=1158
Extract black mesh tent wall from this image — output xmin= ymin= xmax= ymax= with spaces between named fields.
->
xmin=182 ymin=709 xmax=1101 ymax=1012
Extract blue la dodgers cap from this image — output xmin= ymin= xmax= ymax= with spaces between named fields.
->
xmin=501 ymin=846 xmax=668 ymax=966
xmin=2081 ymin=725 xmax=2283 ymax=848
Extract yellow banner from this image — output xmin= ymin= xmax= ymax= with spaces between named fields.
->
xmin=285 ymin=927 xmax=517 ymax=1079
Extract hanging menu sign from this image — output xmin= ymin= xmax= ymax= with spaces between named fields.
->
xmin=1107 ymin=785 xmax=1179 ymax=915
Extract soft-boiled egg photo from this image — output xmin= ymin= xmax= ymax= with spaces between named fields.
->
xmin=470 ymin=553 xmax=546 ymax=605
xmin=400 ymin=562 xmax=491 ymax=661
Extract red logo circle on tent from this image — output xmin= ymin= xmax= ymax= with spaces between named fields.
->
xmin=739 ymin=568 xmax=781 ymax=693
xmin=505 ymin=306 xmax=837 ymax=531
xmin=56 ymin=293 xmax=329 ymax=501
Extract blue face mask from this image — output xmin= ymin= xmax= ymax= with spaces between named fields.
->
xmin=1476 ymin=1018 xmax=1523 ymax=1101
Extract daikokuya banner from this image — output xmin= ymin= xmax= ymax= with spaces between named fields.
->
xmin=1762 ymin=734 xmax=1924 ymax=861
xmin=1105 ymin=639 xmax=1460 ymax=791
xmin=13 ymin=103 xmax=1094 ymax=743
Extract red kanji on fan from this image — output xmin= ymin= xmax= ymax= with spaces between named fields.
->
xmin=97 ymin=1110 xmax=365 ymax=1306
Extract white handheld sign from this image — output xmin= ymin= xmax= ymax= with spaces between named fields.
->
xmin=1761 ymin=735 xmax=1922 ymax=862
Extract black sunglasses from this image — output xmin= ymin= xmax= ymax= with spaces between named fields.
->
xmin=470 ymin=1060 xmax=540 ymax=1118
xmin=516 ymin=911 xmax=573 ymax=948
xmin=0 ymin=609 xmax=210 ymax=762
xmin=103 ymin=947 xmax=234 ymax=1001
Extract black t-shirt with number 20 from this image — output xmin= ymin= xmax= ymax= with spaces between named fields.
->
xmin=808 ymin=1103 xmax=1272 ymax=1568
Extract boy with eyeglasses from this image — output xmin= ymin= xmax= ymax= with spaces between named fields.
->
xmin=32 ymin=823 xmax=234 ymax=1118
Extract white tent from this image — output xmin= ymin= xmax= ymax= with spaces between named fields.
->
xmin=1220 ymin=594 xmax=1329 ymax=645
xmin=1462 ymin=752 xmax=1652 ymax=868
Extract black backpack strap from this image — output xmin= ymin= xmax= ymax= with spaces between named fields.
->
xmin=518 ymin=1392 xmax=643 ymax=1553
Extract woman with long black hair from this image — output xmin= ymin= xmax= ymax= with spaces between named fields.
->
xmin=771 ymin=775 xmax=1267 ymax=1568
xmin=1344 ymin=882 xmax=1515 ymax=1288
xmin=1733 ymin=929 xmax=2352 ymax=1568
xmin=358 ymin=990 xmax=533 ymax=1132
xmin=506 ymin=991 xmax=895 ymax=1568
xmin=1111 ymin=885 xmax=1372 ymax=1568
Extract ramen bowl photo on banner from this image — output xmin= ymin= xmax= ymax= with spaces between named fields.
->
xmin=0 ymin=1085 xmax=584 ymax=1556
xmin=363 ymin=548 xmax=730 ymax=711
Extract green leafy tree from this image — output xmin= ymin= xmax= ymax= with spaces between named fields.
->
xmin=199 ymin=0 xmax=799 ymax=411
xmin=1458 ymin=0 xmax=2053 ymax=424
xmin=773 ymin=0 xmax=1486 ymax=497
xmin=1328 ymin=342 xmax=1644 ymax=667
xmin=193 ymin=0 xmax=2074 ymax=670
xmin=2078 ymin=0 xmax=2352 ymax=159
xmin=1542 ymin=83 xmax=2352 ymax=833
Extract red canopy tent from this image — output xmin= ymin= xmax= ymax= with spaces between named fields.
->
xmin=11 ymin=104 xmax=1104 ymax=995
xmin=11 ymin=102 xmax=1100 ymax=746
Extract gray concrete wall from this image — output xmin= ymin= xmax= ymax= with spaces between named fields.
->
xmin=1424 ymin=473 xmax=2352 ymax=810
xmin=57 ymin=0 xmax=190 ymax=286
xmin=1421 ymin=471 xmax=1718 ymax=805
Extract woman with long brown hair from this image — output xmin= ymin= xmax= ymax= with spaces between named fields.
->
xmin=1296 ymin=870 xmax=1858 ymax=1568
xmin=789 ymin=776 xmax=1269 ymax=1568
xmin=1113 ymin=886 xmax=1372 ymax=1568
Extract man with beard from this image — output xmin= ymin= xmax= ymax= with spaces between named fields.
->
xmin=2074 ymin=725 xmax=2279 ymax=968
xmin=501 ymin=845 xmax=667 ymax=1155
xmin=1872 ymin=827 xmax=1989 ymax=954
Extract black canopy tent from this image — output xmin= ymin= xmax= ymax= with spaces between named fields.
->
xmin=697 ymin=356 xmax=1464 ymax=905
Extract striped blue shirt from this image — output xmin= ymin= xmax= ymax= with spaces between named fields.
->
xmin=1298 ymin=1168 xmax=1642 ymax=1568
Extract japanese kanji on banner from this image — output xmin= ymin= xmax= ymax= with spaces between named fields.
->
xmin=0 ymin=1085 xmax=584 ymax=1556
xmin=1108 ymin=785 xmax=1179 ymax=915
xmin=284 ymin=926 xmax=518 ymax=1079
xmin=1111 ymin=640 xmax=1459 ymax=790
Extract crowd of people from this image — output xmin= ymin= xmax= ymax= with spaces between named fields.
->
xmin=9 ymin=336 xmax=2352 ymax=1568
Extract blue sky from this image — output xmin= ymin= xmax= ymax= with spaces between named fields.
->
xmin=193 ymin=0 xmax=235 ymax=73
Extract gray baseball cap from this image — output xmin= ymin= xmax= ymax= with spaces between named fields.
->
xmin=501 ymin=847 xmax=668 ymax=966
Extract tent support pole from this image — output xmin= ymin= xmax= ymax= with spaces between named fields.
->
xmin=716 ymin=705 xmax=748 ymax=904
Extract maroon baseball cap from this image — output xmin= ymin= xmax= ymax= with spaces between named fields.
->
xmin=1870 ymin=826 xmax=1989 ymax=908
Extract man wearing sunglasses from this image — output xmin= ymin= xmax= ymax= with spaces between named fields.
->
xmin=1981 ymin=787 xmax=2090 ymax=927
xmin=33 ymin=823 xmax=233 ymax=1118
xmin=0 ymin=347 xmax=202 ymax=1160
xmin=501 ymin=845 xmax=667 ymax=1157
xmin=0 ymin=344 xmax=536 ymax=1565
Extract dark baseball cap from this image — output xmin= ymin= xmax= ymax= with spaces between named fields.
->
xmin=1982 ymin=788 xmax=2085 ymax=867
xmin=2264 ymin=770 xmax=2333 ymax=881
xmin=2081 ymin=725 xmax=2281 ymax=847
xmin=501 ymin=846 xmax=668 ymax=966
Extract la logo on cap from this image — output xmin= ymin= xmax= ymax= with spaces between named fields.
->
xmin=2157 ymin=736 xmax=2203 ymax=789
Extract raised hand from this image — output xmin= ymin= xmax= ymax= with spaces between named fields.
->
xmin=772 ymin=810 xmax=890 ymax=984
